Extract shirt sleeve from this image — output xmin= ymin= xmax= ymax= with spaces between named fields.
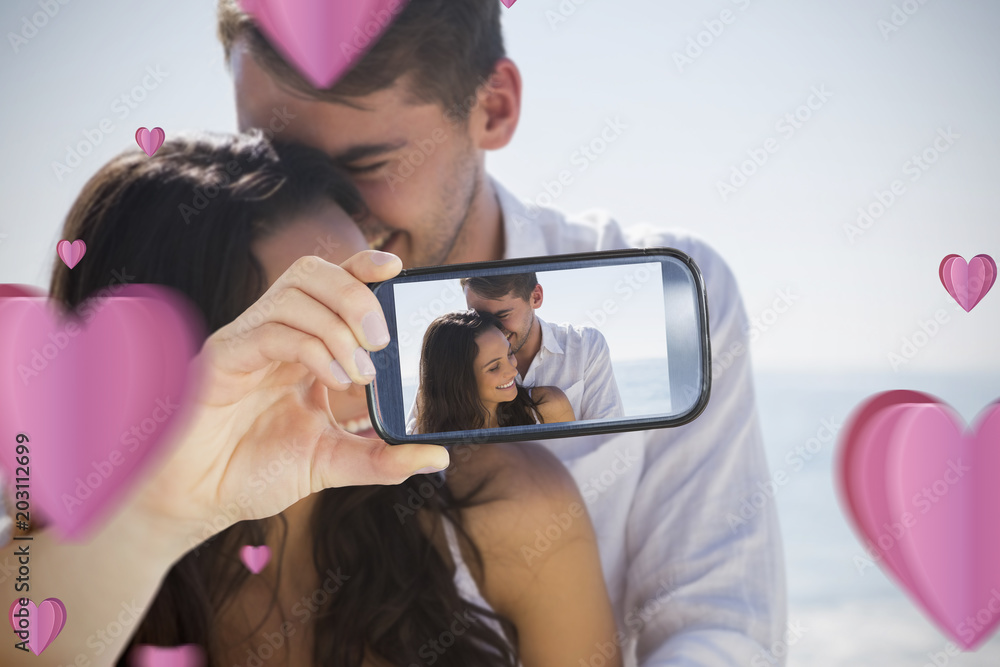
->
xmin=580 ymin=327 xmax=627 ymax=421
xmin=624 ymin=233 xmax=788 ymax=666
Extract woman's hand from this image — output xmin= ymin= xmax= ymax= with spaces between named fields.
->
xmin=123 ymin=250 xmax=450 ymax=551
xmin=533 ymin=386 xmax=576 ymax=424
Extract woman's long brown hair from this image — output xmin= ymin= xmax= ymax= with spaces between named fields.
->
xmin=415 ymin=310 xmax=544 ymax=434
xmin=48 ymin=130 xmax=519 ymax=665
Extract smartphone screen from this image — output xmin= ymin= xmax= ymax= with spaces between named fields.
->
xmin=367 ymin=248 xmax=710 ymax=445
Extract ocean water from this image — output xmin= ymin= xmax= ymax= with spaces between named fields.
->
xmin=753 ymin=369 xmax=1000 ymax=666
xmin=613 ymin=357 xmax=672 ymax=417
xmin=400 ymin=356 xmax=672 ymax=422
xmin=401 ymin=364 xmax=1000 ymax=664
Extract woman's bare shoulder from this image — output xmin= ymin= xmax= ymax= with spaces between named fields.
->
xmin=444 ymin=442 xmax=591 ymax=612
xmin=529 ymin=386 xmax=575 ymax=423
xmin=529 ymin=385 xmax=565 ymax=403
xmin=445 ymin=441 xmax=578 ymax=510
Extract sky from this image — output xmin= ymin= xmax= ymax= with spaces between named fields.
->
xmin=2 ymin=3 xmax=998 ymax=662
xmin=391 ymin=261 xmax=669 ymax=381
xmin=0 ymin=0 xmax=997 ymax=377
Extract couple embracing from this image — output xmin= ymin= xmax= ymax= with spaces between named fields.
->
xmin=411 ymin=273 xmax=625 ymax=433
xmin=0 ymin=0 xmax=785 ymax=663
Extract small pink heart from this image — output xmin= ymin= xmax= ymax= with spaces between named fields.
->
xmin=837 ymin=391 xmax=1000 ymax=649
xmin=237 ymin=0 xmax=411 ymax=89
xmin=129 ymin=644 xmax=205 ymax=667
xmin=939 ymin=254 xmax=996 ymax=312
xmin=8 ymin=597 xmax=67 ymax=655
xmin=0 ymin=285 xmax=203 ymax=539
xmin=135 ymin=127 xmax=166 ymax=157
xmin=240 ymin=544 xmax=272 ymax=574
xmin=501 ymin=0 xmax=517 ymax=6
xmin=56 ymin=239 xmax=87 ymax=270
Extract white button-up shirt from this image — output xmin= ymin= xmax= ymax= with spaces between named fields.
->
xmin=493 ymin=176 xmax=787 ymax=666
xmin=519 ymin=316 xmax=625 ymax=422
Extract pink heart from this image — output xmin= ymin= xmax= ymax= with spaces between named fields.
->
xmin=837 ymin=391 xmax=1000 ymax=649
xmin=501 ymin=0 xmax=517 ymax=6
xmin=135 ymin=127 xmax=165 ymax=157
xmin=240 ymin=544 xmax=272 ymax=574
xmin=0 ymin=284 xmax=46 ymax=298
xmin=129 ymin=644 xmax=205 ymax=667
xmin=0 ymin=285 xmax=203 ymax=539
xmin=56 ymin=239 xmax=87 ymax=269
xmin=939 ymin=254 xmax=997 ymax=312
xmin=237 ymin=0 xmax=411 ymax=89
xmin=8 ymin=597 xmax=67 ymax=655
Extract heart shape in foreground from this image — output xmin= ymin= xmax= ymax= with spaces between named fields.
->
xmin=56 ymin=239 xmax=87 ymax=269
xmin=240 ymin=544 xmax=272 ymax=574
xmin=237 ymin=0 xmax=411 ymax=89
xmin=8 ymin=598 xmax=67 ymax=655
xmin=837 ymin=390 xmax=1000 ymax=649
xmin=939 ymin=254 xmax=996 ymax=312
xmin=129 ymin=643 xmax=206 ymax=667
xmin=0 ymin=285 xmax=203 ymax=540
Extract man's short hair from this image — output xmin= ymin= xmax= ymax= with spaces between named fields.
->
xmin=216 ymin=0 xmax=505 ymax=118
xmin=461 ymin=273 xmax=538 ymax=302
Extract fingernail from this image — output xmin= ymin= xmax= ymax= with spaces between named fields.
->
xmin=354 ymin=347 xmax=376 ymax=377
xmin=410 ymin=465 xmax=447 ymax=476
xmin=370 ymin=251 xmax=396 ymax=266
xmin=329 ymin=360 xmax=351 ymax=385
xmin=362 ymin=311 xmax=391 ymax=346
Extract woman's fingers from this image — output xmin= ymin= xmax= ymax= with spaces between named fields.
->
xmin=312 ymin=431 xmax=451 ymax=489
xmin=210 ymin=321 xmax=352 ymax=392
xmin=252 ymin=287 xmax=378 ymax=385
xmin=271 ymin=251 xmax=401 ymax=351
xmin=207 ymin=251 xmax=401 ymax=385
xmin=338 ymin=249 xmax=403 ymax=284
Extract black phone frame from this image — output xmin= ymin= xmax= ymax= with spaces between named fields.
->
xmin=365 ymin=247 xmax=712 ymax=446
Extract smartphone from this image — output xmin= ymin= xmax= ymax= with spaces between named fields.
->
xmin=365 ymin=247 xmax=711 ymax=445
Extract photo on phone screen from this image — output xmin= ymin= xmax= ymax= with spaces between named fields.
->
xmin=366 ymin=248 xmax=711 ymax=445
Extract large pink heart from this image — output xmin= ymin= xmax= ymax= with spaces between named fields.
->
xmin=8 ymin=597 xmax=67 ymax=655
xmin=237 ymin=0 xmax=411 ymax=89
xmin=0 ymin=284 xmax=46 ymax=298
xmin=129 ymin=644 xmax=205 ymax=667
xmin=0 ymin=285 xmax=203 ymax=540
xmin=837 ymin=391 xmax=1000 ymax=649
xmin=939 ymin=254 xmax=997 ymax=312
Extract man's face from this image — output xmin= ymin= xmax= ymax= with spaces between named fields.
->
xmin=251 ymin=201 xmax=377 ymax=438
xmin=231 ymin=39 xmax=483 ymax=269
xmin=464 ymin=286 xmax=540 ymax=357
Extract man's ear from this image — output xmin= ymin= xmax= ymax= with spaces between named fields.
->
xmin=468 ymin=58 xmax=521 ymax=151
xmin=530 ymin=284 xmax=543 ymax=309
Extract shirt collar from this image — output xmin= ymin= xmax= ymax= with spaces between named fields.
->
xmin=492 ymin=178 xmax=565 ymax=358
xmin=535 ymin=315 xmax=564 ymax=356
xmin=492 ymin=175 xmax=550 ymax=259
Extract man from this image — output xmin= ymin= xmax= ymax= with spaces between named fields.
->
xmin=218 ymin=0 xmax=787 ymax=664
xmin=461 ymin=272 xmax=626 ymax=421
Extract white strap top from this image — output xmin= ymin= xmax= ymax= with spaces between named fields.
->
xmin=441 ymin=515 xmax=518 ymax=658
xmin=528 ymin=386 xmax=541 ymax=424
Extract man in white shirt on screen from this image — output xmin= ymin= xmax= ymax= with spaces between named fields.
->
xmin=461 ymin=273 xmax=626 ymax=422
xmin=222 ymin=0 xmax=787 ymax=663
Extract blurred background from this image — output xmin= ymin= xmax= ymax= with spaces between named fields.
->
xmin=1 ymin=0 xmax=998 ymax=663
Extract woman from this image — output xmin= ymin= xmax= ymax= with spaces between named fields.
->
xmin=0 ymin=130 xmax=623 ymax=667
xmin=415 ymin=310 xmax=575 ymax=433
